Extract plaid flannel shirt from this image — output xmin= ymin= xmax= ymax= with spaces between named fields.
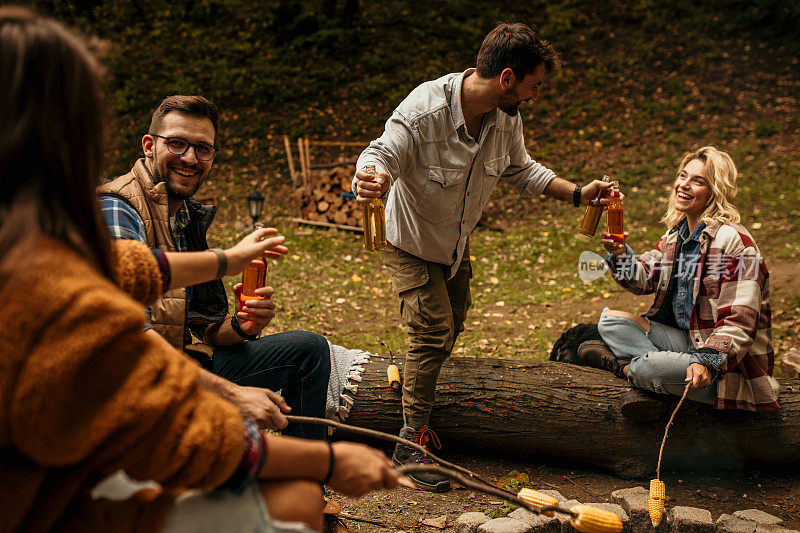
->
xmin=610 ymin=219 xmax=779 ymax=412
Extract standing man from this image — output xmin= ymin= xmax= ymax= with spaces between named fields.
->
xmin=99 ymin=95 xmax=331 ymax=440
xmin=354 ymin=23 xmax=612 ymax=490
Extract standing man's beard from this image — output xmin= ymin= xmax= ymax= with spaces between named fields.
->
xmin=498 ymin=88 xmax=521 ymax=117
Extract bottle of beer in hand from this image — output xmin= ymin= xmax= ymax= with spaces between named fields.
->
xmin=362 ymin=164 xmax=387 ymax=251
xmin=606 ymin=181 xmax=624 ymax=247
xmin=241 ymin=222 xmax=268 ymax=306
xmin=578 ymin=175 xmax=611 ymax=238
xmin=241 ymin=257 xmax=267 ymax=303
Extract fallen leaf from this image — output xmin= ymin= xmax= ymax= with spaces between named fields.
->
xmin=323 ymin=500 xmax=341 ymax=515
xmin=420 ymin=515 xmax=447 ymax=529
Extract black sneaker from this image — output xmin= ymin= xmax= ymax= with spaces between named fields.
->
xmin=576 ymin=340 xmax=628 ymax=378
xmin=392 ymin=426 xmax=451 ymax=492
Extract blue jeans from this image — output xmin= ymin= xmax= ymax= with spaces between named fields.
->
xmin=597 ymin=310 xmax=717 ymax=404
xmin=212 ymin=331 xmax=330 ymax=440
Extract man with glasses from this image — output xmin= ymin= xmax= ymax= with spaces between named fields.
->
xmin=99 ymin=95 xmax=332 ymax=440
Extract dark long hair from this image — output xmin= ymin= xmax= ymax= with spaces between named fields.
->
xmin=0 ymin=6 xmax=111 ymax=276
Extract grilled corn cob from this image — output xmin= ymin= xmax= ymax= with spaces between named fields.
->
xmin=387 ymin=363 xmax=401 ymax=389
xmin=649 ymin=478 xmax=666 ymax=527
xmin=569 ymin=504 xmax=623 ymax=533
xmin=517 ymin=488 xmax=558 ymax=516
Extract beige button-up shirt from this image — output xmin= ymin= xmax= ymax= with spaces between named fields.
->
xmin=356 ymin=68 xmax=556 ymax=278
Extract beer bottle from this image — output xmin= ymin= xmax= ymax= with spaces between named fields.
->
xmin=240 ymin=222 xmax=268 ymax=306
xmin=578 ymin=175 xmax=612 ymax=238
xmin=362 ymin=164 xmax=387 ymax=251
xmin=606 ymin=181 xmax=624 ymax=247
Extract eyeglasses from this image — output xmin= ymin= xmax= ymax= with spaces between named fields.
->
xmin=150 ymin=134 xmax=217 ymax=161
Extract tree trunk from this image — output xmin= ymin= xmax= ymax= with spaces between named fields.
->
xmin=336 ymin=355 xmax=800 ymax=478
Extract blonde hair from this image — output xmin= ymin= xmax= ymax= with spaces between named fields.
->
xmin=661 ymin=146 xmax=741 ymax=229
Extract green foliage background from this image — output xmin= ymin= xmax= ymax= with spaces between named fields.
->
xmin=13 ymin=0 xmax=800 ymax=364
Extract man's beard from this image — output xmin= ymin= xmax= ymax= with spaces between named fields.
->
xmin=152 ymin=149 xmax=205 ymax=200
xmin=497 ymin=87 xmax=522 ymax=117
xmin=498 ymin=87 xmax=521 ymax=117
xmin=163 ymin=177 xmax=203 ymax=200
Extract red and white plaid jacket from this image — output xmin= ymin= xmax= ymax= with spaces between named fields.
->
xmin=613 ymin=220 xmax=779 ymax=412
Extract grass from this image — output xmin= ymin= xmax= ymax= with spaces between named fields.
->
xmin=29 ymin=0 xmax=800 ymax=363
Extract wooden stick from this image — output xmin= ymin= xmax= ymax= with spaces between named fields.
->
xmin=337 ymin=512 xmax=386 ymax=526
xmin=304 ymin=140 xmax=368 ymax=147
xmin=302 ymin=137 xmax=312 ymax=186
xmin=296 ymin=138 xmax=307 ymax=187
xmin=395 ymin=464 xmax=576 ymax=519
xmin=657 ymin=381 xmax=692 ymax=479
xmin=291 ymin=217 xmax=363 ymax=233
xmin=285 ymin=415 xmax=515 ymax=498
xmin=564 ymin=475 xmax=596 ymax=498
xmin=283 ymin=135 xmax=297 ymax=188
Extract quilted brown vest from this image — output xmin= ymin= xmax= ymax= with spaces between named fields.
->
xmin=97 ymin=159 xmax=187 ymax=348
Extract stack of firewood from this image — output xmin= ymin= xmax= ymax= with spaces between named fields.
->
xmin=293 ymin=165 xmax=363 ymax=227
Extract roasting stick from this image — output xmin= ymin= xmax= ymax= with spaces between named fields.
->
xmin=649 ymin=381 xmax=693 ymax=527
xmin=285 ymin=415 xmax=623 ymax=533
xmin=285 ymin=415 xmax=510 ymax=495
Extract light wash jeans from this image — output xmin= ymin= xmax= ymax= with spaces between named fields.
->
xmin=597 ymin=309 xmax=717 ymax=404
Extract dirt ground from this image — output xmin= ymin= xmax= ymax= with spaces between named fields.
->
xmin=330 ymin=452 xmax=800 ymax=531
xmin=328 ymin=260 xmax=800 ymax=532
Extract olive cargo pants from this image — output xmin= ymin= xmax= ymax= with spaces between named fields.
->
xmin=380 ymin=243 xmax=472 ymax=428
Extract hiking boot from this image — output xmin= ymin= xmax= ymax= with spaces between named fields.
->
xmin=576 ymin=340 xmax=628 ymax=378
xmin=392 ymin=425 xmax=450 ymax=492
xmin=619 ymin=389 xmax=670 ymax=423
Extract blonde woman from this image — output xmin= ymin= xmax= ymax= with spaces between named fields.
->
xmin=578 ymin=147 xmax=779 ymax=419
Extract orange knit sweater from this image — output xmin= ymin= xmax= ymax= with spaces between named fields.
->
xmin=0 ymin=238 xmax=246 ymax=532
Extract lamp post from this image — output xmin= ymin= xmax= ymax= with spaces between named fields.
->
xmin=246 ymin=189 xmax=264 ymax=228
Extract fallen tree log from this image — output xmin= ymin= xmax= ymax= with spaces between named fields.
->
xmin=336 ymin=355 xmax=800 ymax=478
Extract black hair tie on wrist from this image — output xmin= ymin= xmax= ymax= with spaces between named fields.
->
xmin=230 ymin=315 xmax=259 ymax=341
xmin=573 ymin=184 xmax=582 ymax=207
xmin=321 ymin=440 xmax=335 ymax=485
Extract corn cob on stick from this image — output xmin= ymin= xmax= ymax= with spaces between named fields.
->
xmin=517 ymin=488 xmax=559 ymax=516
xmin=386 ymin=363 xmax=401 ymax=389
xmin=569 ymin=504 xmax=623 ymax=533
xmin=380 ymin=341 xmax=402 ymax=389
xmin=649 ymin=478 xmax=666 ymax=527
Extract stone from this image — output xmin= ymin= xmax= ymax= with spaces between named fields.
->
xmin=508 ymin=508 xmax=560 ymax=532
xmin=455 ymin=512 xmax=490 ymax=533
xmin=555 ymin=500 xmax=580 ymax=533
xmin=667 ymin=506 xmax=714 ymax=533
xmin=478 ymin=517 xmax=534 ymax=533
xmin=539 ymin=490 xmax=568 ymax=504
xmin=716 ymin=514 xmax=758 ymax=533
xmin=733 ymin=510 xmax=784 ymax=526
xmin=610 ymin=486 xmax=649 ymax=505
xmin=612 ymin=489 xmax=668 ymax=533
xmin=755 ymin=526 xmax=800 ymax=533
